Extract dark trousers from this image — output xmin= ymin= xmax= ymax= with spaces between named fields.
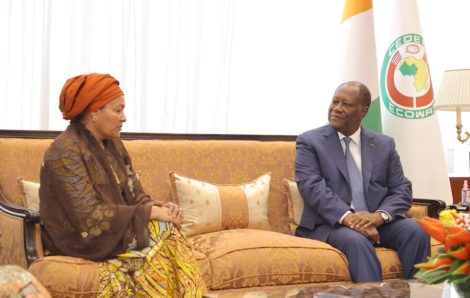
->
xmin=299 ymin=218 xmax=430 ymax=282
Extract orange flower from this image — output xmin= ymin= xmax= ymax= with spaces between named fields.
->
xmin=447 ymin=228 xmax=470 ymax=244
xmin=415 ymin=256 xmax=453 ymax=270
xmin=416 ymin=217 xmax=446 ymax=243
xmin=444 ymin=228 xmax=470 ymax=261
xmin=415 ymin=212 xmax=470 ymax=285
xmin=452 ymin=262 xmax=470 ymax=275
xmin=445 ymin=236 xmax=460 ymax=252
xmin=448 ymin=246 xmax=470 ymax=261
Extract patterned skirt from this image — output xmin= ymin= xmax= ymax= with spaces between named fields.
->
xmin=98 ymin=221 xmax=207 ymax=297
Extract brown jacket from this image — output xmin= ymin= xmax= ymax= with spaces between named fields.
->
xmin=40 ymin=122 xmax=159 ymax=261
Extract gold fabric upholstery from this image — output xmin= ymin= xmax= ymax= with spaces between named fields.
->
xmin=406 ymin=205 xmax=428 ymax=219
xmin=29 ymin=256 xmax=99 ymax=298
xmin=0 ymin=139 xmax=53 ymax=206
xmin=189 ymin=229 xmax=350 ymax=289
xmin=0 ymin=210 xmax=27 ymax=268
xmin=0 ymin=136 xmax=443 ymax=295
xmin=376 ymin=248 xmax=404 ymax=279
xmin=193 ymin=250 xmax=213 ymax=289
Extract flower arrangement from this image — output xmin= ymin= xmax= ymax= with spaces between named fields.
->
xmin=415 ymin=209 xmax=470 ymax=292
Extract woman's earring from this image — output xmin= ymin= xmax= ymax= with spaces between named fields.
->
xmin=92 ymin=114 xmax=97 ymax=122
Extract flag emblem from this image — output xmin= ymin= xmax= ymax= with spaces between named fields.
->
xmin=380 ymin=33 xmax=434 ymax=119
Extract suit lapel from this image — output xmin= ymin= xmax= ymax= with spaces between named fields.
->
xmin=361 ymin=128 xmax=376 ymax=196
xmin=323 ymin=126 xmax=349 ymax=183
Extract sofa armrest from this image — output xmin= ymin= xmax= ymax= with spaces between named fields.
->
xmin=411 ymin=198 xmax=446 ymax=219
xmin=0 ymin=187 xmax=41 ymax=267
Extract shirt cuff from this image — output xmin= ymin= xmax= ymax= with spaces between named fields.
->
xmin=339 ymin=210 xmax=352 ymax=224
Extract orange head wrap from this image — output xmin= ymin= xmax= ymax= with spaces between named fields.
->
xmin=59 ymin=73 xmax=124 ymax=120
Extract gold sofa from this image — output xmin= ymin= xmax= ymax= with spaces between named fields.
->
xmin=0 ymin=130 xmax=445 ymax=297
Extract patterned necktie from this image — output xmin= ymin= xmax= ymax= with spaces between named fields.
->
xmin=343 ymin=137 xmax=368 ymax=211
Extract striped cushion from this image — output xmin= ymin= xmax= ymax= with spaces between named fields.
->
xmin=169 ymin=172 xmax=271 ymax=237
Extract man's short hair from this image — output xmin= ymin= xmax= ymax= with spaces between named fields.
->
xmin=336 ymin=81 xmax=371 ymax=107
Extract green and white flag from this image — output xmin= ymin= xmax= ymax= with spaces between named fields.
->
xmin=338 ymin=0 xmax=381 ymax=132
xmin=377 ymin=0 xmax=452 ymax=203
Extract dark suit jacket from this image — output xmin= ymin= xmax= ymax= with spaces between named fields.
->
xmin=295 ymin=125 xmax=412 ymax=242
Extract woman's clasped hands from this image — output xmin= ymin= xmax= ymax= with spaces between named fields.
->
xmin=150 ymin=202 xmax=184 ymax=229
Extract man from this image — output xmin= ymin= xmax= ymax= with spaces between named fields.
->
xmin=295 ymin=81 xmax=430 ymax=282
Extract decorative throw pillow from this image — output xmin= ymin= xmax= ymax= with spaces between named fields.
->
xmin=283 ymin=179 xmax=304 ymax=235
xmin=17 ymin=178 xmax=40 ymax=211
xmin=169 ymin=172 xmax=271 ymax=237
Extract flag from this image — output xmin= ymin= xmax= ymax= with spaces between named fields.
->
xmin=338 ymin=0 xmax=381 ymax=132
xmin=377 ymin=0 xmax=452 ymax=204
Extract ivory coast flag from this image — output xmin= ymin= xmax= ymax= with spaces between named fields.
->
xmin=339 ymin=0 xmax=381 ymax=132
xmin=377 ymin=0 xmax=452 ymax=203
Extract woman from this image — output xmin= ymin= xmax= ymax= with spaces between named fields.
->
xmin=39 ymin=73 xmax=206 ymax=297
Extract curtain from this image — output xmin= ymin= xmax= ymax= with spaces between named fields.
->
xmin=0 ymin=0 xmax=470 ymax=138
xmin=0 ymin=0 xmax=240 ymax=133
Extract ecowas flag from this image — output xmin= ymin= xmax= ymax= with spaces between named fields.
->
xmin=377 ymin=0 xmax=452 ymax=203
xmin=338 ymin=0 xmax=381 ymax=132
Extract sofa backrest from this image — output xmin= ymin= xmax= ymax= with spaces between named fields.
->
xmin=0 ymin=132 xmax=296 ymax=234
